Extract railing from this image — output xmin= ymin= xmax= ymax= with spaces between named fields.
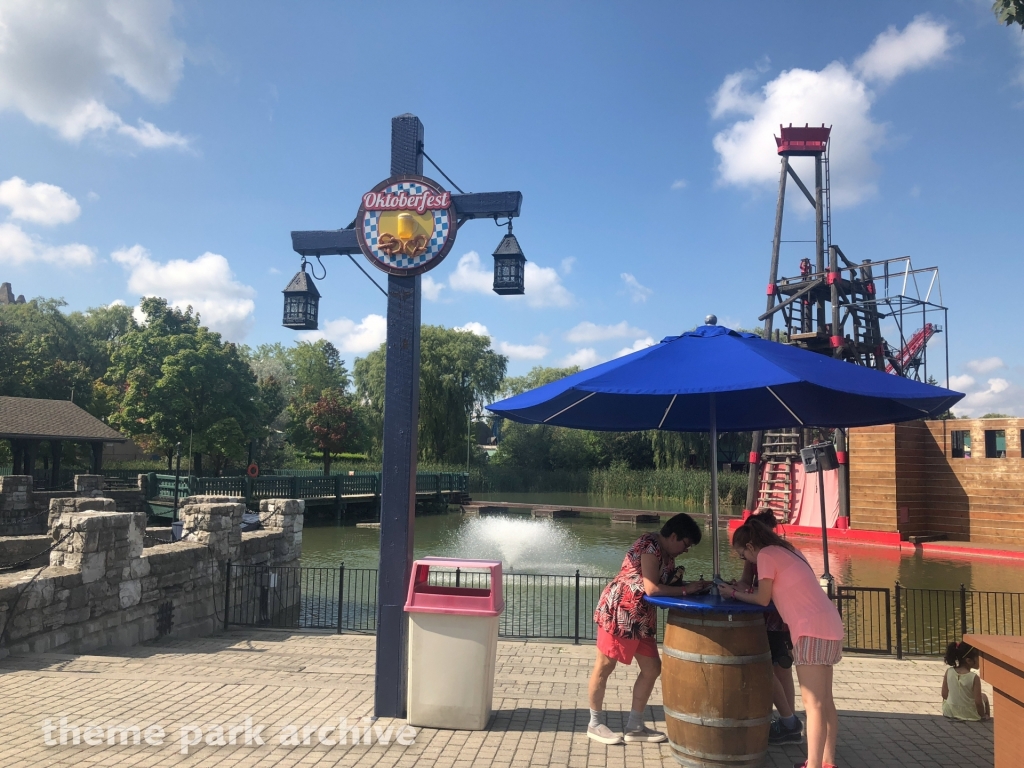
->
xmin=896 ymin=584 xmax=1024 ymax=658
xmin=834 ymin=586 xmax=892 ymax=654
xmin=145 ymin=471 xmax=468 ymax=504
xmin=223 ymin=567 xmax=1024 ymax=656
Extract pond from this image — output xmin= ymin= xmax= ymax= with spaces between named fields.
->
xmin=300 ymin=506 xmax=1024 ymax=593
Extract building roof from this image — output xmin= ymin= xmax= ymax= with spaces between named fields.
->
xmin=0 ymin=397 xmax=126 ymax=442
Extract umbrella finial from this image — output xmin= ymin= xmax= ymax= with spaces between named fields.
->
xmin=705 ymin=314 xmax=718 ymax=326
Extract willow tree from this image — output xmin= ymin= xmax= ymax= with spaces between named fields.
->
xmin=355 ymin=325 xmax=507 ymax=463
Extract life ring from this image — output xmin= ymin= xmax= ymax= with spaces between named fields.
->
xmin=247 ymin=463 xmax=259 ymax=478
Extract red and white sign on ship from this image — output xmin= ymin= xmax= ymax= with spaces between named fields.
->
xmin=356 ymin=175 xmax=457 ymax=276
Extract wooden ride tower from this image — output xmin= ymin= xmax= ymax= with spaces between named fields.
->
xmin=743 ymin=124 xmax=947 ymax=527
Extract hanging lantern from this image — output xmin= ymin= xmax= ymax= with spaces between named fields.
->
xmin=282 ymin=265 xmax=321 ymax=330
xmin=492 ymin=229 xmax=526 ymax=295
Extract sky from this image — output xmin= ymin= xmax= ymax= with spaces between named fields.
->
xmin=0 ymin=1 xmax=1022 ymax=416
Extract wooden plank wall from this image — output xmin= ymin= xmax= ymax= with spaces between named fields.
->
xmin=849 ymin=419 xmax=1024 ymax=545
xmin=848 ymin=425 xmax=898 ymax=532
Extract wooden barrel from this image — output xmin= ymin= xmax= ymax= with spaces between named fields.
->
xmin=661 ymin=607 xmax=773 ymax=768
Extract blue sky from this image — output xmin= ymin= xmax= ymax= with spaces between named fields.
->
xmin=0 ymin=1 xmax=1022 ymax=415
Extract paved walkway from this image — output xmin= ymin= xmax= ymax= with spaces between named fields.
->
xmin=0 ymin=630 xmax=994 ymax=767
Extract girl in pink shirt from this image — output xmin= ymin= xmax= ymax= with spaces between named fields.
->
xmin=720 ymin=518 xmax=844 ymax=768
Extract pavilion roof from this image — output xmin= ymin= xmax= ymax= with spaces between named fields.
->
xmin=0 ymin=397 xmax=126 ymax=442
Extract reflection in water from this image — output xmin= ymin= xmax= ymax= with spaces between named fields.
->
xmin=299 ymin=510 xmax=1024 ymax=592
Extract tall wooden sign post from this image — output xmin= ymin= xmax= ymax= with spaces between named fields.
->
xmin=289 ymin=114 xmax=523 ymax=717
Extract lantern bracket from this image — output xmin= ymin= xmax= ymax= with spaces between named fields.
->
xmin=493 ymin=216 xmax=514 ymax=233
xmin=302 ymin=253 xmax=327 ymax=281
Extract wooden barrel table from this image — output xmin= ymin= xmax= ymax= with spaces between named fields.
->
xmin=647 ymin=595 xmax=774 ymax=768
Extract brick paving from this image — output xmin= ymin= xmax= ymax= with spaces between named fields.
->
xmin=0 ymin=630 xmax=994 ymax=767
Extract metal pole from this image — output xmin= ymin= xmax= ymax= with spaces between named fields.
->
xmin=895 ymin=582 xmax=903 ymax=660
xmin=817 ymin=451 xmax=831 ymax=583
xmin=337 ymin=564 xmax=345 ymax=635
xmin=574 ymin=569 xmax=580 ymax=645
xmin=224 ymin=560 xmax=231 ymax=631
xmin=959 ymin=583 xmax=967 ymax=639
xmin=815 ymin=154 xmax=826 ymax=330
xmin=173 ymin=442 xmax=182 ymax=521
xmin=467 ymin=408 xmax=472 ymax=475
xmin=375 ymin=114 xmax=424 ymax=720
xmin=710 ymin=394 xmax=721 ymax=582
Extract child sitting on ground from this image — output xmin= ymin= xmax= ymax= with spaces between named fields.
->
xmin=941 ymin=641 xmax=990 ymax=721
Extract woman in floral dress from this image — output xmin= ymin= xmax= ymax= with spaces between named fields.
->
xmin=587 ymin=513 xmax=707 ymax=745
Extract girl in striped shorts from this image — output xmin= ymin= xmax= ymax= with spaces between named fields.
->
xmin=720 ymin=518 xmax=844 ymax=768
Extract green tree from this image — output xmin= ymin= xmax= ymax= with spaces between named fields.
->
xmin=286 ymin=387 xmax=362 ymax=474
xmin=0 ymin=298 xmax=98 ymax=410
xmin=107 ymin=298 xmax=259 ymax=473
xmin=355 ymin=325 xmax=507 ymax=463
xmin=994 ymin=0 xmax=1024 ymax=27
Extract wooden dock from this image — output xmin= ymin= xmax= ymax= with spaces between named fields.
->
xmin=531 ymin=507 xmax=579 ymax=519
xmin=611 ymin=512 xmax=660 ymax=524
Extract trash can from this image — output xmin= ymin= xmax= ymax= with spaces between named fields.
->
xmin=405 ymin=557 xmax=504 ymax=730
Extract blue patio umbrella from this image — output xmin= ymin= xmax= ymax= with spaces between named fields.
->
xmin=487 ymin=318 xmax=963 ymax=579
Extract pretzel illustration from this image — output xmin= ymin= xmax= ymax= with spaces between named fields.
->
xmin=377 ymin=233 xmax=404 ymax=256
xmin=403 ymin=234 xmax=428 ymax=257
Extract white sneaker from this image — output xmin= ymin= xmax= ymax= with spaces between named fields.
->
xmin=587 ymin=723 xmax=624 ymax=744
xmin=623 ymin=725 xmax=667 ymax=743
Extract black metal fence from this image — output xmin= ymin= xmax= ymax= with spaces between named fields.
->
xmin=223 ymin=565 xmax=1024 ymax=656
xmin=835 ymin=586 xmax=892 ymax=654
xmin=896 ymin=583 xmax=1024 ymax=658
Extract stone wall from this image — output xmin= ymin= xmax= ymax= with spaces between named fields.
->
xmin=0 ymin=535 xmax=50 ymax=569
xmin=0 ymin=475 xmax=145 ymax=536
xmin=0 ymin=495 xmax=303 ymax=659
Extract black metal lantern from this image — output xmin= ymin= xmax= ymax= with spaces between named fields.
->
xmin=282 ymin=264 xmax=321 ymax=330
xmin=492 ymin=225 xmax=526 ymax=295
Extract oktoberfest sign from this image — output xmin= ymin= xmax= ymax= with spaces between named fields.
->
xmin=356 ymin=175 xmax=457 ymax=276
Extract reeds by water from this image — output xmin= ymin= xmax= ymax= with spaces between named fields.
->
xmin=470 ymin=465 xmax=748 ymax=506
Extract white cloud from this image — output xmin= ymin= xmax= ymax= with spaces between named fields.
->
xmin=956 ymin=377 xmax=1018 ymax=417
xmin=566 ymin=320 xmax=647 ymax=344
xmin=946 ymin=362 xmax=1024 ymax=417
xmin=0 ymin=221 xmax=94 ymax=266
xmin=671 ymin=179 xmax=687 ymax=190
xmin=621 ymin=273 xmax=653 ymax=303
xmin=112 ymin=244 xmax=256 ymax=340
xmin=523 ymin=262 xmax=573 ymax=308
xmin=453 ymin=321 xmax=546 ymax=359
xmin=448 ymin=251 xmax=492 ymax=294
xmin=560 ymin=257 xmax=576 ymax=275
xmin=455 ymin=321 xmax=490 ymax=337
xmin=614 ymin=337 xmax=656 ymax=359
xmin=422 ymin=275 xmax=445 ymax=301
xmin=302 ymin=314 xmax=387 ymax=355
xmin=949 ymin=374 xmax=975 ymax=392
xmin=0 ymin=176 xmax=80 ymax=224
xmin=560 ymin=348 xmax=601 ymax=368
xmin=0 ymin=0 xmax=189 ymax=149
xmin=447 ymin=250 xmax=573 ymax=308
xmin=497 ymin=341 xmax=548 ymax=361
xmin=854 ymin=15 xmax=957 ymax=85
xmin=966 ymin=357 xmax=1004 ymax=375
xmin=710 ymin=17 xmax=956 ymax=208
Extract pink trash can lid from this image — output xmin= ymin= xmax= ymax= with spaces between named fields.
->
xmin=404 ymin=557 xmax=504 ymax=617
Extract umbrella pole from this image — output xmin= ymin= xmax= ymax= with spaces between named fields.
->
xmin=817 ymin=458 xmax=833 ymax=588
xmin=710 ymin=395 xmax=721 ymax=582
